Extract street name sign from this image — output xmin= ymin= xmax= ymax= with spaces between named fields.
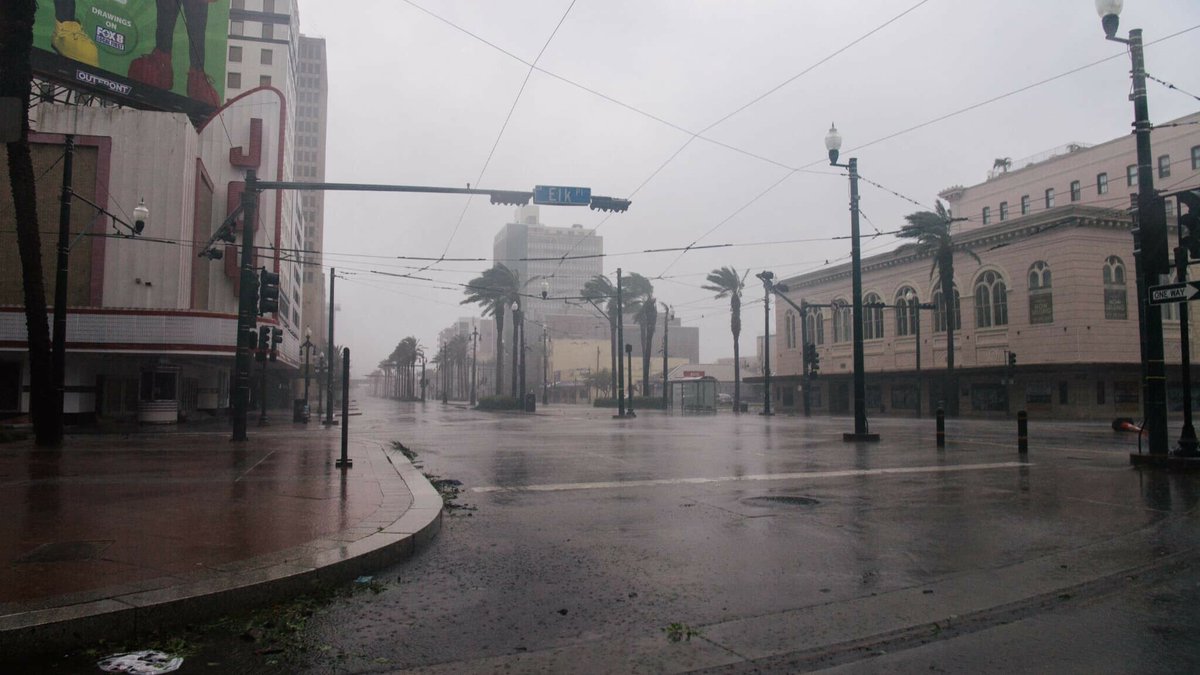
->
xmin=533 ymin=185 xmax=591 ymax=206
xmin=1149 ymin=281 xmax=1200 ymax=305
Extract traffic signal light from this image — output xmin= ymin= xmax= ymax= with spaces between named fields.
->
xmin=489 ymin=190 xmax=531 ymax=206
xmin=1006 ymin=351 xmax=1017 ymax=378
xmin=258 ymin=268 xmax=280 ymax=316
xmin=589 ymin=196 xmax=631 ymax=213
xmin=805 ymin=343 xmax=820 ymax=378
xmin=269 ymin=327 xmax=283 ymax=362
xmin=256 ymin=325 xmax=270 ymax=362
xmin=1179 ymin=190 xmax=1200 ymax=260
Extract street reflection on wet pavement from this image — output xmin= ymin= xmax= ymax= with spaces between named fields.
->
xmin=292 ymin=397 xmax=1200 ymax=673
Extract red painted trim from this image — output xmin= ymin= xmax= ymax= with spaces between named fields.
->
xmin=29 ymin=133 xmax=113 ymax=306
xmin=0 ymin=305 xmax=241 ymax=320
xmin=196 ymin=85 xmax=287 ymax=278
xmin=0 ymin=341 xmax=237 ymax=353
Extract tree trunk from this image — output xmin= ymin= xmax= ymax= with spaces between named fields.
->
xmin=940 ymin=257 xmax=957 ymax=416
xmin=731 ymin=294 xmax=742 ymax=412
xmin=494 ymin=307 xmax=505 ymax=397
xmin=3 ymin=1 xmax=58 ymax=446
xmin=510 ymin=312 xmax=519 ymax=398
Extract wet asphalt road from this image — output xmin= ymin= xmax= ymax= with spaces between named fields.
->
xmin=293 ymin=394 xmax=1200 ymax=673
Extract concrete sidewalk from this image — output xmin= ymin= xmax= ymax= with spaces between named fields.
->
xmin=0 ymin=417 xmax=442 ymax=655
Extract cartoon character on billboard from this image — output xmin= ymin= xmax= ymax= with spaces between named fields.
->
xmin=126 ymin=0 xmax=221 ymax=107
xmin=50 ymin=0 xmax=220 ymax=107
xmin=50 ymin=1 xmax=100 ymax=67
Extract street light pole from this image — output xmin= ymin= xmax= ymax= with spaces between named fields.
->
xmin=324 ymin=267 xmax=336 ymax=426
xmin=302 ymin=327 xmax=313 ymax=421
xmin=470 ymin=324 xmax=478 ymax=407
xmin=616 ymin=269 xmax=626 ymax=418
xmin=662 ymin=303 xmax=671 ymax=410
xmin=825 ymin=124 xmax=879 ymax=442
xmin=625 ymin=343 xmax=636 ymax=417
xmin=756 ymin=271 xmax=775 ymax=416
xmin=1095 ymin=1 xmax=1169 ymax=457
xmin=542 ymin=327 xmax=549 ymax=406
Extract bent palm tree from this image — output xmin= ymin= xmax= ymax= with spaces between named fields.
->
xmin=634 ymin=296 xmax=658 ymax=397
xmin=462 ymin=264 xmax=520 ymax=396
xmin=895 ymin=201 xmax=979 ymax=415
xmin=703 ymin=267 xmax=748 ymax=412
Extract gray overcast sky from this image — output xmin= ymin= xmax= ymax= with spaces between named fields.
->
xmin=299 ymin=0 xmax=1200 ymax=372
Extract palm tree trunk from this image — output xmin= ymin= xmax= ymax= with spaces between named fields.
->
xmin=510 ymin=313 xmax=519 ymax=399
xmin=3 ymin=2 xmax=57 ymax=446
xmin=494 ymin=308 xmax=505 ymax=397
xmin=940 ymin=259 xmax=957 ymax=416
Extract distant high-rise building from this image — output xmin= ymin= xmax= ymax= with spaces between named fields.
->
xmin=492 ymin=205 xmax=603 ymax=328
xmin=296 ymin=35 xmax=328 ymax=349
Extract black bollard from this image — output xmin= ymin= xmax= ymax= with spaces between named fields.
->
xmin=936 ymin=407 xmax=945 ymax=448
xmin=337 ymin=348 xmax=353 ymax=469
xmin=1017 ymin=409 xmax=1028 ymax=455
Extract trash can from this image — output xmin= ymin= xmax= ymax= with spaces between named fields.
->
xmin=293 ymin=399 xmax=310 ymax=423
xmin=525 ymin=393 xmax=537 ymax=413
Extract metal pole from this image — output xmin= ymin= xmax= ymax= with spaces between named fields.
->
xmin=616 ymin=269 xmax=626 ymax=417
xmin=915 ymin=301 xmax=922 ymax=419
xmin=232 ymin=170 xmax=259 ymax=441
xmin=1017 ymin=409 xmax=1028 ymax=454
xmin=258 ymin=353 xmax=268 ymax=425
xmin=1175 ymin=244 xmax=1198 ymax=454
xmin=519 ymin=312 xmax=526 ymax=408
xmin=51 ymin=133 xmax=75 ymax=446
xmin=626 ymin=344 xmax=635 ymax=417
xmin=1125 ymin=29 xmax=1169 ymax=456
xmin=470 ymin=326 xmax=478 ymax=406
xmin=442 ymin=343 xmax=449 ymax=404
xmin=847 ymin=158 xmax=870 ymax=439
xmin=336 ymin=348 xmax=352 ymax=468
xmin=542 ymin=327 xmax=548 ymax=405
xmin=801 ymin=303 xmax=812 ymax=418
xmin=936 ymin=407 xmax=945 ymax=448
xmin=662 ymin=303 xmax=670 ymax=410
xmin=325 ymin=268 xmax=336 ymax=426
xmin=421 ymin=356 xmax=426 ymax=402
xmin=303 ymin=338 xmax=311 ymax=414
xmin=762 ymin=282 xmax=772 ymax=416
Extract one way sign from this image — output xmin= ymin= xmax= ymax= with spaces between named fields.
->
xmin=1149 ymin=281 xmax=1200 ymax=305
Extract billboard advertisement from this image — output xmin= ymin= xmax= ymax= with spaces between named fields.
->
xmin=31 ymin=1 xmax=229 ymax=121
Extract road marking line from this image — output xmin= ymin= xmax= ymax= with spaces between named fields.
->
xmin=235 ymin=450 xmax=275 ymax=482
xmin=470 ymin=461 xmax=1032 ymax=493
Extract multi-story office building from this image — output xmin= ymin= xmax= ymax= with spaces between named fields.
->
xmin=493 ymin=205 xmax=603 ymax=327
xmin=295 ymin=36 xmax=328 ymax=350
xmin=771 ymin=111 xmax=1200 ymax=419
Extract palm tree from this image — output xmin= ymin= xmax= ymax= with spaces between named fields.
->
xmin=3 ymin=1 xmax=56 ymax=446
xmin=462 ymin=264 xmax=520 ymax=396
xmin=634 ymin=295 xmax=658 ymax=398
xmin=703 ymin=267 xmax=748 ymax=412
xmin=581 ymin=275 xmax=618 ymax=396
xmin=895 ymin=201 xmax=979 ymax=415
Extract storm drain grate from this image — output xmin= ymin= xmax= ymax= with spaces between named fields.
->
xmin=741 ymin=495 xmax=820 ymax=508
xmin=16 ymin=540 xmax=114 ymax=563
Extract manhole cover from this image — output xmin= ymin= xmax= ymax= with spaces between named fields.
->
xmin=741 ymin=495 xmax=820 ymax=508
xmin=16 ymin=540 xmax=113 ymax=563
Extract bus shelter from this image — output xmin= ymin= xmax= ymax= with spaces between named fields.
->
xmin=668 ymin=376 xmax=718 ymax=414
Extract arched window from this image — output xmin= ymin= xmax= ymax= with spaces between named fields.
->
xmin=895 ymin=286 xmax=919 ymax=336
xmin=974 ymin=270 xmax=1008 ymax=328
xmin=1028 ymin=261 xmax=1053 ymax=324
xmin=784 ymin=310 xmax=797 ymax=349
xmin=933 ymin=283 xmax=961 ymax=333
xmin=805 ymin=308 xmax=824 ymax=346
xmin=832 ymin=300 xmax=852 ymax=343
xmin=1104 ymin=256 xmax=1127 ymax=319
xmin=863 ymin=293 xmax=884 ymax=340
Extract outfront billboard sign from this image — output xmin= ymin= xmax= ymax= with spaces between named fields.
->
xmin=32 ymin=0 xmax=229 ymax=121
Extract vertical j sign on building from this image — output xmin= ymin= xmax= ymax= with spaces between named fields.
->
xmin=30 ymin=0 xmax=230 ymax=121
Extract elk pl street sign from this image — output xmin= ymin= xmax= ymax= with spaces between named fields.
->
xmin=1149 ymin=281 xmax=1200 ymax=305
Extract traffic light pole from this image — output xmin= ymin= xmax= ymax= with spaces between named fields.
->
xmin=231 ymin=170 xmax=260 ymax=442
xmin=615 ymin=269 xmax=626 ymax=418
xmin=258 ymin=355 xmax=268 ymax=425
xmin=1175 ymin=244 xmax=1197 ymax=454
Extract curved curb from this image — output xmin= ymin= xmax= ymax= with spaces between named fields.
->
xmin=0 ymin=443 xmax=443 ymax=657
